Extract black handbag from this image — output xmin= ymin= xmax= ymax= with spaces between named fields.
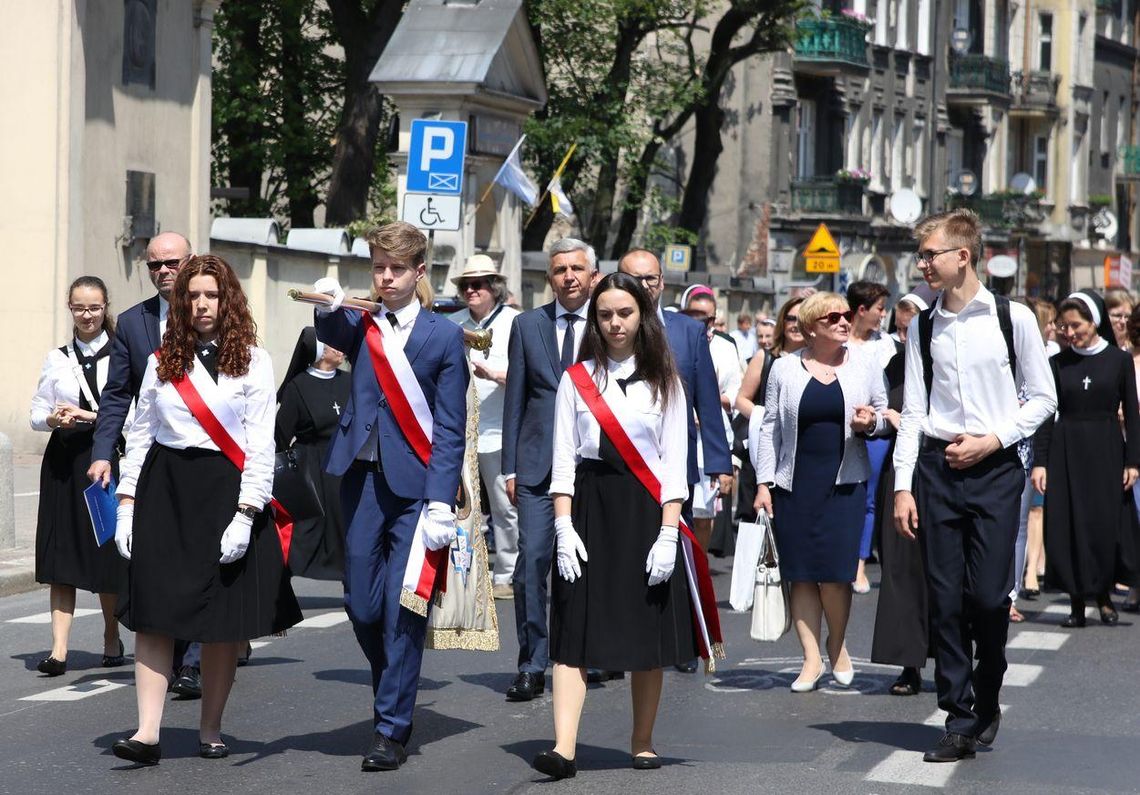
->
xmin=273 ymin=447 xmax=324 ymax=522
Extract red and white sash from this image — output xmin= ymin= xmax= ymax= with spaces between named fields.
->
xmin=165 ymin=353 xmax=293 ymax=563
xmin=361 ymin=312 xmax=449 ymax=617
xmin=567 ymin=362 xmax=726 ymax=671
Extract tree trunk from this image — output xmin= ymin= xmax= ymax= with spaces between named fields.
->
xmin=677 ymin=99 xmax=726 ymax=237
xmin=610 ymin=139 xmax=663 ymax=258
xmin=324 ymin=0 xmax=403 ymax=226
xmin=278 ymin=0 xmax=319 ymax=228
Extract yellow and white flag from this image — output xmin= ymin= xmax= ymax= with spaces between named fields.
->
xmin=548 ymin=175 xmax=574 ymax=217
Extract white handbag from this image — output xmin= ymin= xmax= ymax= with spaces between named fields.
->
xmin=729 ymin=520 xmax=765 ymax=612
xmin=750 ymin=514 xmax=790 ymax=642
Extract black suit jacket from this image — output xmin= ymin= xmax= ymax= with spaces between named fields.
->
xmin=91 ymin=295 xmax=162 ymax=462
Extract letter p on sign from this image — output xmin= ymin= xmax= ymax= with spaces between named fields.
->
xmin=421 ymin=129 xmax=453 ymax=171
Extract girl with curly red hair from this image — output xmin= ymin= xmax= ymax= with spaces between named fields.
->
xmin=111 ymin=255 xmax=301 ymax=765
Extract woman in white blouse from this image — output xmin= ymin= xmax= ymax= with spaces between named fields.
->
xmin=532 ymin=272 xmax=691 ymax=780
xmin=29 ymin=276 xmax=126 ymax=677
xmin=754 ymin=291 xmax=887 ymax=692
xmin=110 ymin=256 xmax=301 ymax=766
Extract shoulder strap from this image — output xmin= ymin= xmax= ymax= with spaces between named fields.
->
xmin=918 ymin=307 xmax=935 ymax=410
xmin=995 ymin=295 xmax=1018 ymax=388
xmin=757 ymin=349 xmax=775 ymax=406
xmin=62 ymin=344 xmax=100 ymax=411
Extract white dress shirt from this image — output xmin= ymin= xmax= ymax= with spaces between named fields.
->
xmin=549 ymin=356 xmax=689 ymax=504
xmin=29 ymin=332 xmax=112 ymax=431
xmin=158 ymin=295 xmax=170 ymax=338
xmin=452 ymin=301 xmax=521 ymax=453
xmin=356 ymin=300 xmax=421 ymax=462
xmin=708 ymin=333 xmax=743 ymax=437
xmin=893 ymin=286 xmax=1057 ymax=491
xmin=555 ymin=300 xmax=588 ymax=361
xmin=117 ymin=346 xmax=277 ymax=509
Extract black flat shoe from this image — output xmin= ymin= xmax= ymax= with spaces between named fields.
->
xmin=922 ymin=732 xmax=976 ymax=763
xmin=505 ymin=671 xmax=545 ymax=702
xmin=533 ymin=750 xmax=577 ymax=779
xmin=199 ymin=742 xmax=229 ymax=759
xmin=1100 ymin=606 xmax=1120 ymax=625
xmin=112 ymin=738 xmax=161 ymax=766
xmin=632 ymin=752 xmax=662 ymax=770
xmin=102 ymin=639 xmax=126 ymax=668
xmin=673 ymin=659 xmax=698 ymax=674
xmin=1061 ymin=613 xmax=1087 ymax=628
xmin=586 ymin=669 xmax=625 ymax=684
xmin=361 ymin=733 xmax=406 ymax=771
xmin=36 ymin=656 xmax=66 ymax=676
xmin=1019 ymin=587 xmax=1039 ymax=600
xmin=171 ymin=665 xmax=202 ymax=699
xmin=889 ymin=668 xmax=921 ymax=696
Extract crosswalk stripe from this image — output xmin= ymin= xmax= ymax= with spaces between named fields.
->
xmin=1003 ymin=663 xmax=1043 ymax=686
xmin=294 ymin=611 xmax=350 ymax=629
xmin=1040 ymin=604 xmax=1097 ymax=618
xmin=1006 ymin=631 xmax=1068 ymax=651
xmin=19 ymin=679 xmax=126 ymax=702
xmin=865 ymin=749 xmax=956 ymax=787
xmin=7 ymin=608 xmax=102 ymax=624
xmin=250 ymin=640 xmax=272 ymax=650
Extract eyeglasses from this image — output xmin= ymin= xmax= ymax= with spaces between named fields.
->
xmin=146 ymin=258 xmax=183 ymax=272
xmin=69 ymin=304 xmax=106 ymax=316
xmin=1109 ymin=312 xmax=1130 ymax=322
xmin=821 ymin=310 xmax=855 ymax=325
xmin=460 ymin=278 xmax=490 ymax=292
xmin=633 ymin=274 xmax=661 ymax=288
xmin=915 ymin=247 xmax=960 ymax=265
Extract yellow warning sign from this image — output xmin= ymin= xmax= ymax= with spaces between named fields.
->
xmin=804 ymin=223 xmax=840 ymax=273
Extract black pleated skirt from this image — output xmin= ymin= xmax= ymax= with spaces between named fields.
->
xmin=549 ymin=451 xmax=698 ymax=671
xmin=35 ymin=428 xmax=126 ymax=594
xmin=117 ymin=445 xmax=302 ymax=642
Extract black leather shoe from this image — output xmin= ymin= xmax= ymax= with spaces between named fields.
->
xmin=199 ymin=742 xmax=229 ymax=759
xmin=361 ymin=733 xmax=406 ymax=771
xmin=632 ymin=753 xmax=662 ymax=770
xmin=976 ymin=709 xmax=1001 ymax=746
xmin=36 ymin=656 xmax=66 ymax=676
xmin=533 ymin=750 xmax=577 ymax=779
xmin=506 ymin=671 xmax=545 ymax=702
xmin=112 ymin=738 xmax=162 ymax=766
xmin=923 ymin=732 xmax=976 ymax=763
xmin=102 ymin=639 xmax=126 ymax=668
xmin=586 ymin=669 xmax=625 ymax=684
xmin=673 ymin=659 xmax=698 ymax=674
xmin=1061 ymin=613 xmax=1087 ymax=628
xmin=236 ymin=642 xmax=253 ymax=667
xmin=1019 ymin=587 xmax=1040 ymax=600
xmin=1099 ymin=604 xmax=1120 ymax=625
xmin=171 ymin=666 xmax=202 ymax=699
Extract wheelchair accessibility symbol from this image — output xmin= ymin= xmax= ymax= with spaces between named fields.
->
xmin=401 ymin=192 xmax=462 ymax=232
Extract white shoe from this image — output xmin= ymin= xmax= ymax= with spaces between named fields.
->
xmin=832 ymin=666 xmax=855 ymax=687
xmin=791 ymin=667 xmax=824 ymax=693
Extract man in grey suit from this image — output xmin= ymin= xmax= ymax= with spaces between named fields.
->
xmin=501 ymin=238 xmax=599 ymax=701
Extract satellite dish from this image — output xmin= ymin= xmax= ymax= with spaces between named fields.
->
xmin=1094 ymin=210 xmax=1119 ymax=240
xmin=986 ymin=255 xmax=1018 ymax=279
xmin=952 ymin=170 xmax=978 ymax=196
xmin=889 ymin=189 xmax=922 ymax=225
xmin=1009 ymin=173 xmax=1037 ymax=195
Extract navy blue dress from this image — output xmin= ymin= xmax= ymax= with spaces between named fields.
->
xmin=772 ymin=377 xmax=865 ymax=582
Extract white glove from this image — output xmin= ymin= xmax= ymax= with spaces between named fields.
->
xmin=554 ymin=515 xmax=588 ymax=582
xmin=115 ymin=503 xmax=134 ymax=561
xmin=422 ymin=501 xmax=458 ymax=551
xmin=313 ymin=277 xmax=345 ymax=313
xmin=645 ymin=525 xmax=679 ymax=586
xmin=219 ymin=512 xmax=254 ymax=564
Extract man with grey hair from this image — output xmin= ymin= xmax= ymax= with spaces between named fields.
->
xmin=501 ymin=237 xmax=599 ymax=701
xmin=449 ymin=254 xmax=522 ymax=600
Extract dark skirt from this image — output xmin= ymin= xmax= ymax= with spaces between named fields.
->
xmin=549 ymin=459 xmax=698 ymax=671
xmin=117 ymin=444 xmax=302 ymax=642
xmin=285 ymin=439 xmax=345 ymax=580
xmin=35 ymin=428 xmax=126 ymax=594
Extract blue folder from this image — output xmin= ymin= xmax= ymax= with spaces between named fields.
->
xmin=84 ymin=479 xmax=117 ymax=547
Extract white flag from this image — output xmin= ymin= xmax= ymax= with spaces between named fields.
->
xmin=492 ymin=136 xmax=538 ymax=206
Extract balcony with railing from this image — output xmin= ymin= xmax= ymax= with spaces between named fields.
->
xmin=1010 ymin=70 xmax=1060 ymax=118
xmin=947 ymin=54 xmax=1012 ymax=104
xmin=1120 ymin=146 xmax=1140 ymax=179
xmin=791 ymin=178 xmax=867 ymax=216
xmin=793 ymin=16 xmax=871 ymax=76
xmin=948 ymin=192 xmax=1043 ymax=228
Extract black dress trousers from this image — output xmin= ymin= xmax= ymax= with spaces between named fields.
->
xmin=915 ymin=438 xmax=1023 ymax=737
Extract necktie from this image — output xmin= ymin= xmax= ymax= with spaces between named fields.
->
xmin=560 ymin=315 xmax=578 ymax=370
xmin=386 ymin=312 xmax=399 ymax=329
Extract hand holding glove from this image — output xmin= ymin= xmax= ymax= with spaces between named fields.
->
xmin=115 ymin=502 xmax=134 ymax=561
xmin=219 ymin=512 xmax=253 ymax=564
xmin=313 ymin=277 xmax=345 ymax=313
xmin=554 ymin=515 xmax=588 ymax=582
xmin=422 ymin=502 xmax=458 ymax=551
xmin=645 ymin=525 xmax=679 ymax=586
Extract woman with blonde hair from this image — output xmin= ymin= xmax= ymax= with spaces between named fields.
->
xmin=1106 ymin=288 xmax=1134 ymax=351
xmin=755 ymin=292 xmax=887 ymax=691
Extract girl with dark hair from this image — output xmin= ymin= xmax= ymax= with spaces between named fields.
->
xmin=29 ymin=276 xmax=125 ymax=676
xmin=111 ymin=255 xmax=301 ymax=765
xmin=1032 ymin=291 xmax=1140 ymax=627
xmin=534 ymin=272 xmax=696 ymax=779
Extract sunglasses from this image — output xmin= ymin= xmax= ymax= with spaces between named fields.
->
xmin=821 ymin=310 xmax=855 ymax=325
xmin=146 ymin=258 xmax=183 ymax=272
xmin=460 ymin=278 xmax=490 ymax=292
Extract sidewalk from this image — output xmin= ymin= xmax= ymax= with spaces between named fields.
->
xmin=0 ymin=455 xmax=46 ymax=596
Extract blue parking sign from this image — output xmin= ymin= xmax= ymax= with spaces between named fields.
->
xmin=407 ymin=119 xmax=467 ymax=196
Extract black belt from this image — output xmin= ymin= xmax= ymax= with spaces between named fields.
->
xmin=920 ymin=436 xmax=951 ymax=452
xmin=351 ymin=458 xmax=383 ymax=473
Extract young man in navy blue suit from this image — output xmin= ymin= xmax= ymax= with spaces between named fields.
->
xmin=87 ymin=231 xmax=206 ymax=697
xmin=501 ymin=238 xmax=599 ymax=701
xmin=618 ymin=249 xmax=733 ymax=672
xmin=313 ymin=221 xmax=469 ymax=772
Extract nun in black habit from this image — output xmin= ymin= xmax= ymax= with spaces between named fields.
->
xmin=275 ymin=327 xmax=352 ymax=580
xmin=1031 ymin=290 xmax=1140 ymax=627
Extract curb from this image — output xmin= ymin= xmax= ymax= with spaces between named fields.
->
xmin=0 ymin=567 xmax=41 ymax=598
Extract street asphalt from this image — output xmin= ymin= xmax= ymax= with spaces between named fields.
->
xmin=2 ymin=554 xmax=1139 ymax=795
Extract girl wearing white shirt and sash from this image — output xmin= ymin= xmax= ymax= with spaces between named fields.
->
xmin=534 ymin=272 xmax=698 ymax=780
xmin=111 ymin=256 xmax=301 ymax=766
